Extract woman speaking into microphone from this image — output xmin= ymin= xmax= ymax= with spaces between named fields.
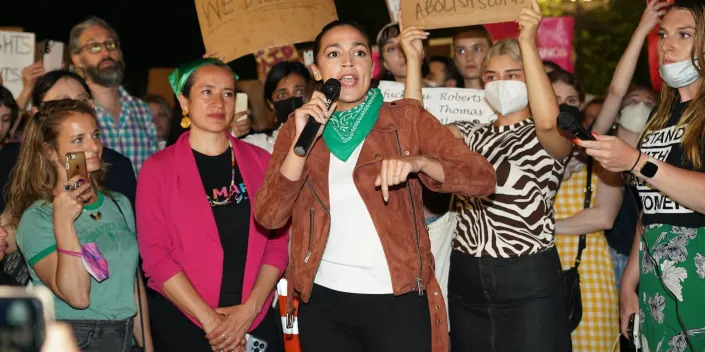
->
xmin=254 ymin=20 xmax=496 ymax=352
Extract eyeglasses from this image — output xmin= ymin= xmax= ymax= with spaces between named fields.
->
xmin=80 ymin=40 xmax=119 ymax=54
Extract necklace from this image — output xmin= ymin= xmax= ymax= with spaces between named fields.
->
xmin=81 ymin=192 xmax=103 ymax=221
xmin=206 ymin=139 xmax=236 ymax=207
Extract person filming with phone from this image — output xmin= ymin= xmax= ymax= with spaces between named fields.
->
xmin=3 ymin=99 xmax=152 ymax=352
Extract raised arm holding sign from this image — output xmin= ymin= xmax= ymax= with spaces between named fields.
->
xmin=400 ymin=0 xmax=527 ymax=30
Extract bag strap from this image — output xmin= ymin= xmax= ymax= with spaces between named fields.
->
xmin=107 ymin=193 xmax=145 ymax=347
xmin=573 ymin=157 xmax=593 ymax=269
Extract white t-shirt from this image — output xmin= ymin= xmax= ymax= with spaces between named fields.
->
xmin=242 ymin=129 xmax=280 ymax=154
xmin=314 ymin=143 xmax=394 ymax=294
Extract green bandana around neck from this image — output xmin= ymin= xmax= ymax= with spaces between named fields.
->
xmin=322 ymin=88 xmax=384 ymax=161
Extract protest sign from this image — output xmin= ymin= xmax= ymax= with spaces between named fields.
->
xmin=485 ymin=16 xmax=575 ymax=72
xmin=377 ymin=80 xmax=496 ymax=125
xmin=400 ymin=0 xmax=527 ymax=30
xmin=194 ymin=0 xmax=338 ymax=63
xmin=0 ymin=30 xmax=35 ymax=98
xmin=255 ymin=45 xmax=301 ymax=73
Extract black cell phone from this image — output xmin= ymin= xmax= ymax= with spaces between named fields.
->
xmin=627 ymin=313 xmax=641 ymax=349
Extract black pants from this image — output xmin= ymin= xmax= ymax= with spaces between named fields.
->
xmin=448 ymin=247 xmax=572 ymax=352
xmin=150 ymin=292 xmax=284 ymax=352
xmin=298 ymin=284 xmax=432 ymax=352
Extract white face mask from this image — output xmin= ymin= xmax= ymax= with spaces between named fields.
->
xmin=659 ymin=59 xmax=701 ymax=88
xmin=619 ymin=102 xmax=653 ymax=134
xmin=484 ymin=80 xmax=529 ymax=116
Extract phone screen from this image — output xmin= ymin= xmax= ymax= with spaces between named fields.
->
xmin=0 ymin=297 xmax=46 ymax=352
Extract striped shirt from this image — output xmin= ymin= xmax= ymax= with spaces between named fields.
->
xmin=94 ymin=87 xmax=157 ymax=173
xmin=453 ymin=119 xmax=565 ymax=258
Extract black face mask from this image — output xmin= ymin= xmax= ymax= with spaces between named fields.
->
xmin=273 ymin=96 xmax=305 ymax=126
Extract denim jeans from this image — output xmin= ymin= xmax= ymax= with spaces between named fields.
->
xmin=65 ymin=318 xmax=133 ymax=352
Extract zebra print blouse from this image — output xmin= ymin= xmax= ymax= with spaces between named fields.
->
xmin=453 ymin=119 xmax=566 ymax=258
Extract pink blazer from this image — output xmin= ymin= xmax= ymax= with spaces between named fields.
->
xmin=136 ymin=132 xmax=288 ymax=330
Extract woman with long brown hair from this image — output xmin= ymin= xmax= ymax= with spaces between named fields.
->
xmin=577 ymin=2 xmax=705 ymax=350
xmin=5 ymin=99 xmax=151 ymax=352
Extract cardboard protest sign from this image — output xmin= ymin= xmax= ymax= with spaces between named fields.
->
xmin=194 ymin=0 xmax=338 ymax=63
xmin=378 ymin=80 xmax=496 ymax=125
xmin=485 ymin=17 xmax=575 ymax=72
xmin=255 ymin=45 xmax=301 ymax=73
xmin=0 ymin=31 xmax=35 ymax=98
xmin=400 ymin=0 xmax=527 ymax=30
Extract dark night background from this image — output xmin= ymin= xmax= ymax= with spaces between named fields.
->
xmin=2 ymin=0 xmax=650 ymax=97
xmin=1 ymin=0 xmax=394 ymax=97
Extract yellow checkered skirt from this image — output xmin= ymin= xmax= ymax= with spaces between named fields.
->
xmin=554 ymin=166 xmax=620 ymax=352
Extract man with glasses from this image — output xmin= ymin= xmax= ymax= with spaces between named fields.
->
xmin=452 ymin=26 xmax=493 ymax=90
xmin=70 ymin=16 xmax=157 ymax=173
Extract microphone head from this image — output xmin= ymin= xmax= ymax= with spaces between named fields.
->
xmin=322 ymin=78 xmax=342 ymax=101
xmin=557 ymin=103 xmax=581 ymax=132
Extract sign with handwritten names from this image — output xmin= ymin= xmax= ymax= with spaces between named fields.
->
xmin=400 ymin=0 xmax=527 ymax=30
xmin=194 ymin=0 xmax=338 ymax=63
xmin=0 ymin=31 xmax=35 ymax=98
xmin=377 ymin=80 xmax=496 ymax=125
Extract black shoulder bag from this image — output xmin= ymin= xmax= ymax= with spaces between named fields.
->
xmin=562 ymin=157 xmax=593 ymax=333
xmin=107 ymin=194 xmax=146 ymax=352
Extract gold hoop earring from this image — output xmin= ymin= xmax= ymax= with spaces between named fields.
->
xmin=180 ymin=111 xmax=191 ymax=129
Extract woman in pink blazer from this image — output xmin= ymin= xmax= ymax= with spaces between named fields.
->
xmin=136 ymin=58 xmax=288 ymax=352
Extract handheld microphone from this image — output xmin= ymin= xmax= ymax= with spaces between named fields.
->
xmin=293 ymin=78 xmax=341 ymax=156
xmin=556 ymin=104 xmax=595 ymax=141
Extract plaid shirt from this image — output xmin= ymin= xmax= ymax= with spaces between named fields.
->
xmin=94 ymin=87 xmax=158 ymax=174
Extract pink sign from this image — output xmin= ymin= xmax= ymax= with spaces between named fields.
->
xmin=485 ymin=16 xmax=575 ymax=73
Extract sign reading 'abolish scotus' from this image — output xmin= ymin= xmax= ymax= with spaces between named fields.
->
xmin=400 ymin=0 xmax=526 ymax=30
xmin=194 ymin=0 xmax=338 ymax=63
xmin=378 ymin=81 xmax=496 ymax=125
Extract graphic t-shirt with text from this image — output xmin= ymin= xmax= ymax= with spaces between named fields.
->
xmin=638 ymin=101 xmax=705 ymax=227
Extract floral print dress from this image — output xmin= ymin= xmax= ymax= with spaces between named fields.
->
xmin=639 ymin=224 xmax=705 ymax=352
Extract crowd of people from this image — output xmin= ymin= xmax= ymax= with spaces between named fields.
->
xmin=0 ymin=0 xmax=704 ymax=351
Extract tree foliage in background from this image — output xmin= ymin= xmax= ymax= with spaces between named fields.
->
xmin=539 ymin=0 xmax=652 ymax=94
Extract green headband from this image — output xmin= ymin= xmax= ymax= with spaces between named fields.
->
xmin=168 ymin=58 xmax=238 ymax=96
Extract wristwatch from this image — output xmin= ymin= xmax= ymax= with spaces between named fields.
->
xmin=639 ymin=156 xmax=659 ymax=178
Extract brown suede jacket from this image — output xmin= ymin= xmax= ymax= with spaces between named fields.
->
xmin=254 ymin=98 xmax=496 ymax=351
